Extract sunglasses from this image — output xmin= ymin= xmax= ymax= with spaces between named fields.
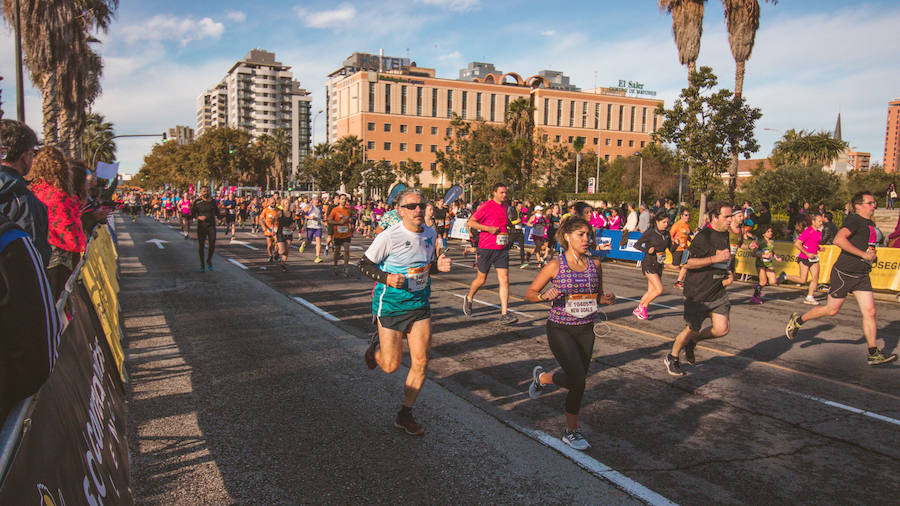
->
xmin=401 ymin=202 xmax=426 ymax=210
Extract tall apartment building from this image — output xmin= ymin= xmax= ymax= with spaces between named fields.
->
xmin=196 ymin=49 xmax=312 ymax=177
xmin=326 ymin=57 xmax=663 ymax=188
xmin=847 ymin=151 xmax=871 ymax=171
xmin=884 ymin=99 xmax=900 ymax=173
xmin=166 ymin=125 xmax=194 ymax=145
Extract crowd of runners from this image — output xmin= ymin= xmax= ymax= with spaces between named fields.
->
xmin=122 ymin=183 xmax=899 ymax=450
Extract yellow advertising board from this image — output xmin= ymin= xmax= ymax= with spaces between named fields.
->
xmin=79 ymin=225 xmax=126 ymax=380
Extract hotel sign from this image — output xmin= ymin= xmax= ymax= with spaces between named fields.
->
xmin=609 ymin=80 xmax=657 ymax=97
xmin=378 ymin=75 xmax=426 ymax=86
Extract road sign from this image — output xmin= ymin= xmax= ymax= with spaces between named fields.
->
xmin=588 ymin=177 xmax=596 ymax=194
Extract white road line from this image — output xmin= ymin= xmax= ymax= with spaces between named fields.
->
xmin=508 ymin=421 xmax=678 ymax=506
xmin=450 ymin=293 xmax=528 ymax=317
xmin=350 ymin=245 xmax=364 ymax=250
xmin=227 ymin=258 xmax=248 ymax=270
xmin=778 ymin=388 xmax=900 ymax=427
xmin=292 ymin=296 xmax=340 ymax=322
xmin=615 ymin=295 xmax=676 ymax=310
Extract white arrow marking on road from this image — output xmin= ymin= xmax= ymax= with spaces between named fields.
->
xmin=146 ymin=239 xmax=168 ymax=249
xmin=230 ymin=240 xmax=260 ymax=250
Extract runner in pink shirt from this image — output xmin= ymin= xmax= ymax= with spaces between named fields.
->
xmin=781 ymin=213 xmax=823 ymax=305
xmin=462 ymin=182 xmax=517 ymax=325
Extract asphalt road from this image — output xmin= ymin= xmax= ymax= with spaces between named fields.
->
xmin=122 ymin=215 xmax=900 ymax=505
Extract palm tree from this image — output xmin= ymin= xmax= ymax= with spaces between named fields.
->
xmin=659 ymin=0 xmax=707 ymax=77
xmin=772 ymin=129 xmax=847 ymax=168
xmin=81 ymin=112 xmax=115 ymax=163
xmin=268 ymin=128 xmax=291 ymax=191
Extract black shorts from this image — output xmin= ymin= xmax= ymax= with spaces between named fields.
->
xmin=476 ymin=247 xmax=509 ymax=273
xmin=276 ymin=232 xmax=293 ymax=242
xmin=828 ymin=267 xmax=872 ymax=299
xmin=798 ymin=257 xmax=818 ymax=268
xmin=334 ymin=237 xmax=351 ymax=246
xmin=642 ymin=261 xmax=664 ymax=276
xmin=533 ymin=236 xmax=547 ymax=247
xmin=378 ymin=307 xmax=431 ymax=332
xmin=672 ymin=250 xmax=685 ymax=266
xmin=684 ymin=294 xmax=730 ymax=331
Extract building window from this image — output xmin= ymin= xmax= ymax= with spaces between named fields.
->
xmin=628 ymin=140 xmax=634 ymax=147
xmin=400 ymin=143 xmax=407 ymax=152
xmin=630 ymin=106 xmax=635 ymax=131
xmin=618 ymin=106 xmax=624 ymax=130
xmin=606 ymin=104 xmax=612 ymax=130
xmin=617 ymin=139 xmax=622 ymax=147
xmin=430 ymin=144 xmax=437 ymax=152
xmin=367 ymin=122 xmax=375 ymax=131
xmin=384 ymin=123 xmax=391 ymax=132
xmin=432 ymin=88 xmax=438 ymax=117
xmin=447 ymin=90 xmax=453 ymax=118
xmin=367 ymin=141 xmax=375 ymax=150
xmin=640 ymin=141 xmax=646 ymax=148
xmin=416 ymin=87 xmax=423 ymax=116
xmin=415 ymin=144 xmax=422 ymax=152
xmin=385 ymin=84 xmax=391 ymax=114
xmin=431 ymin=126 xmax=438 ymax=135
xmin=543 ymin=98 xmax=549 ymax=126
xmin=401 ymin=85 xmax=407 ymax=115
xmin=641 ymin=108 xmax=647 ymax=132
xmin=595 ymin=103 xmax=600 ymax=129
xmin=554 ymin=135 xmax=560 ymax=142
xmin=491 ymin=94 xmax=496 ymax=122
xmin=593 ymin=137 xmax=598 ymax=145
xmin=556 ymin=100 xmax=562 ymax=126
xmin=476 ymin=92 xmax=482 ymax=119
xmin=568 ymin=136 xmax=573 ymax=143
xmin=604 ymin=154 xmax=610 ymax=161
xmin=445 ymin=127 xmax=452 ymax=137
xmin=368 ymin=83 xmax=375 ymax=112
xmin=400 ymin=124 xmax=408 ymax=133
xmin=430 ymin=162 xmax=437 ymax=171
xmin=461 ymin=90 xmax=467 ymax=119
xmin=415 ymin=125 xmax=423 ymax=134
xmin=384 ymin=142 xmax=391 ymax=150
xmin=569 ymin=101 xmax=575 ymax=127
xmin=504 ymin=95 xmax=510 ymax=117
xmin=582 ymin=102 xmax=587 ymax=128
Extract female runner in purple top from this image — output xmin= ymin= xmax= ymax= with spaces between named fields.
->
xmin=524 ymin=217 xmax=615 ymax=451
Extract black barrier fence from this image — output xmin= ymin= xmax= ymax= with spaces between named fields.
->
xmin=0 ymin=224 xmax=131 ymax=504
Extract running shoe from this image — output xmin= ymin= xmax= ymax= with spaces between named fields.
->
xmin=299 ymin=242 xmax=306 ymax=254
xmin=664 ymin=354 xmax=684 ymax=376
xmin=683 ymin=341 xmax=696 ymax=365
xmin=632 ymin=306 xmax=648 ymax=320
xmin=183 ymin=234 xmax=188 ymax=240
xmin=749 ymin=296 xmax=763 ymax=304
xmin=365 ymin=331 xmax=379 ymax=370
xmin=777 ymin=271 xmax=787 ymax=285
xmin=561 ymin=429 xmax=591 ymax=451
xmin=803 ymin=295 xmax=819 ymax=305
xmin=314 ymin=256 xmax=323 ymax=263
xmin=528 ymin=365 xmax=545 ymax=400
xmin=674 ymin=280 xmax=683 ymax=289
xmin=207 ymin=262 xmax=213 ymax=271
xmin=200 ymin=263 xmax=205 ymax=273
xmin=519 ymin=262 xmax=530 ymax=269
xmin=280 ymin=263 xmax=287 ymax=272
xmin=342 ymin=268 xmax=351 ymax=278
xmin=332 ymin=266 xmax=338 ymax=276
xmin=867 ymin=349 xmax=898 ymax=366
xmin=499 ymin=313 xmax=518 ymax=325
xmin=394 ymin=412 xmax=425 ymax=436
xmin=785 ymin=312 xmax=803 ymax=340
xmin=462 ymin=296 xmax=473 ymax=317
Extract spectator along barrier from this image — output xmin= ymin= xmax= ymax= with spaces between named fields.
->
xmin=0 ymin=223 xmax=131 ymax=505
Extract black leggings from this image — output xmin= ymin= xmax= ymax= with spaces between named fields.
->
xmin=546 ymin=320 xmax=595 ymax=415
xmin=197 ymin=223 xmax=216 ymax=263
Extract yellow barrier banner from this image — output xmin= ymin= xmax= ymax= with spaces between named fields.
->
xmin=79 ymin=225 xmax=126 ymax=380
xmin=871 ymin=246 xmax=900 ymax=291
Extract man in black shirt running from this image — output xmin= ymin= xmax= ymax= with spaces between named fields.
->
xmin=665 ymin=202 xmax=734 ymax=376
xmin=191 ymin=187 xmax=220 ymax=272
xmin=785 ymin=191 xmax=897 ymax=365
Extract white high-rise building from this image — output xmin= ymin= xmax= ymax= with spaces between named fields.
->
xmin=197 ymin=49 xmax=312 ymax=179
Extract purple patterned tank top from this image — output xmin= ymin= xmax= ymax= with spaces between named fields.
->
xmin=548 ymin=253 xmax=599 ymax=325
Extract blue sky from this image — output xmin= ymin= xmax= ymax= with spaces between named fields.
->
xmin=3 ymin=0 xmax=900 ymax=176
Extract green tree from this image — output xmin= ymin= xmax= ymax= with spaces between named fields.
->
xmin=771 ymin=129 xmax=848 ymax=168
xmin=845 ymin=167 xmax=900 ymax=206
xmin=653 ymin=66 xmax=761 ymax=221
xmin=362 ymin=159 xmax=396 ymax=199
xmin=81 ymin=112 xmax=116 ymax=164
xmin=743 ymin=164 xmax=846 ymax=213
xmin=332 ymin=135 xmax=365 ymax=191
xmin=267 ymin=128 xmax=291 ymax=191
xmin=396 ymin=159 xmax=422 ymax=187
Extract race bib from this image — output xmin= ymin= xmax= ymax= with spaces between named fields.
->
xmin=711 ymin=249 xmax=731 ymax=270
xmin=729 ymin=245 xmax=738 ymax=255
xmin=515 ymin=224 xmax=524 ymax=230
xmin=762 ymin=250 xmax=773 ymax=259
xmin=407 ymin=266 xmax=429 ymax=292
xmin=807 ymin=254 xmax=819 ymax=263
xmin=496 ymin=233 xmax=509 ymax=246
xmin=565 ymin=294 xmax=598 ymax=319
xmin=532 ymin=226 xmax=546 ymax=237
xmin=656 ymin=253 xmax=666 ymax=264
xmin=337 ymin=225 xmax=349 ymax=234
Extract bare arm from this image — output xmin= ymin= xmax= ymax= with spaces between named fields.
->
xmin=525 ymin=259 xmax=560 ymax=303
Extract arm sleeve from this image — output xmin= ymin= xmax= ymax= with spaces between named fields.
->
xmin=0 ymin=235 xmax=60 ymax=406
xmin=634 ymin=230 xmax=652 ymax=252
xmin=357 ymin=255 xmax=389 ymax=284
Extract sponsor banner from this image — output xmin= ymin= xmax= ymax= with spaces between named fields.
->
xmin=599 ymin=230 xmax=645 ymax=262
xmin=448 ymin=218 xmax=469 ymax=241
xmin=80 ymin=225 xmax=126 ymax=381
xmin=0 ymin=284 xmax=131 ymax=505
xmin=870 ymin=246 xmax=900 ymax=291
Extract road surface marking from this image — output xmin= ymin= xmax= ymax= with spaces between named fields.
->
xmin=508 ymin=421 xmax=677 ymax=506
xmin=350 ymin=245 xmax=364 ymax=250
xmin=438 ymin=277 xmax=900 ymax=402
xmin=146 ymin=239 xmax=167 ymax=249
xmin=615 ymin=295 xmax=676 ymax=310
xmin=230 ymin=240 xmax=260 ymax=250
xmin=777 ymin=388 xmax=900 ymax=427
xmin=227 ymin=258 xmax=248 ymax=270
xmin=450 ymin=293 xmax=528 ymax=317
xmin=292 ymin=296 xmax=340 ymax=322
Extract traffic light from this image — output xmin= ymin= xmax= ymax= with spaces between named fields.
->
xmin=228 ymin=146 xmax=234 ymax=154
xmin=162 ymin=132 xmax=167 ymax=143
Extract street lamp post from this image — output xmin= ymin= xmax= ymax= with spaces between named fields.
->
xmin=312 ymin=109 xmax=323 ymax=147
xmin=634 ymin=151 xmax=643 ymax=209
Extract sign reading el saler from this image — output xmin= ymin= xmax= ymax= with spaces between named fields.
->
xmin=0 ymin=284 xmax=131 ymax=505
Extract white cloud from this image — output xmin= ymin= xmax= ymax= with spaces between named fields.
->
xmin=226 ymin=11 xmax=247 ymax=23
xmin=120 ymin=15 xmax=225 ymax=46
xmin=438 ymin=51 xmax=462 ymax=60
xmin=298 ymin=3 xmax=357 ymax=29
xmin=540 ymin=30 xmax=556 ymax=37
xmin=418 ymin=0 xmax=480 ymax=12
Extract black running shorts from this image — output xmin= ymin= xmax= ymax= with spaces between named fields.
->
xmin=828 ymin=267 xmax=872 ymax=299
xmin=683 ymin=294 xmax=730 ymax=331
xmin=476 ymin=247 xmax=509 ymax=274
xmin=378 ymin=307 xmax=431 ymax=332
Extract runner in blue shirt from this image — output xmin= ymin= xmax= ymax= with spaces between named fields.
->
xmin=357 ymin=188 xmax=451 ymax=436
